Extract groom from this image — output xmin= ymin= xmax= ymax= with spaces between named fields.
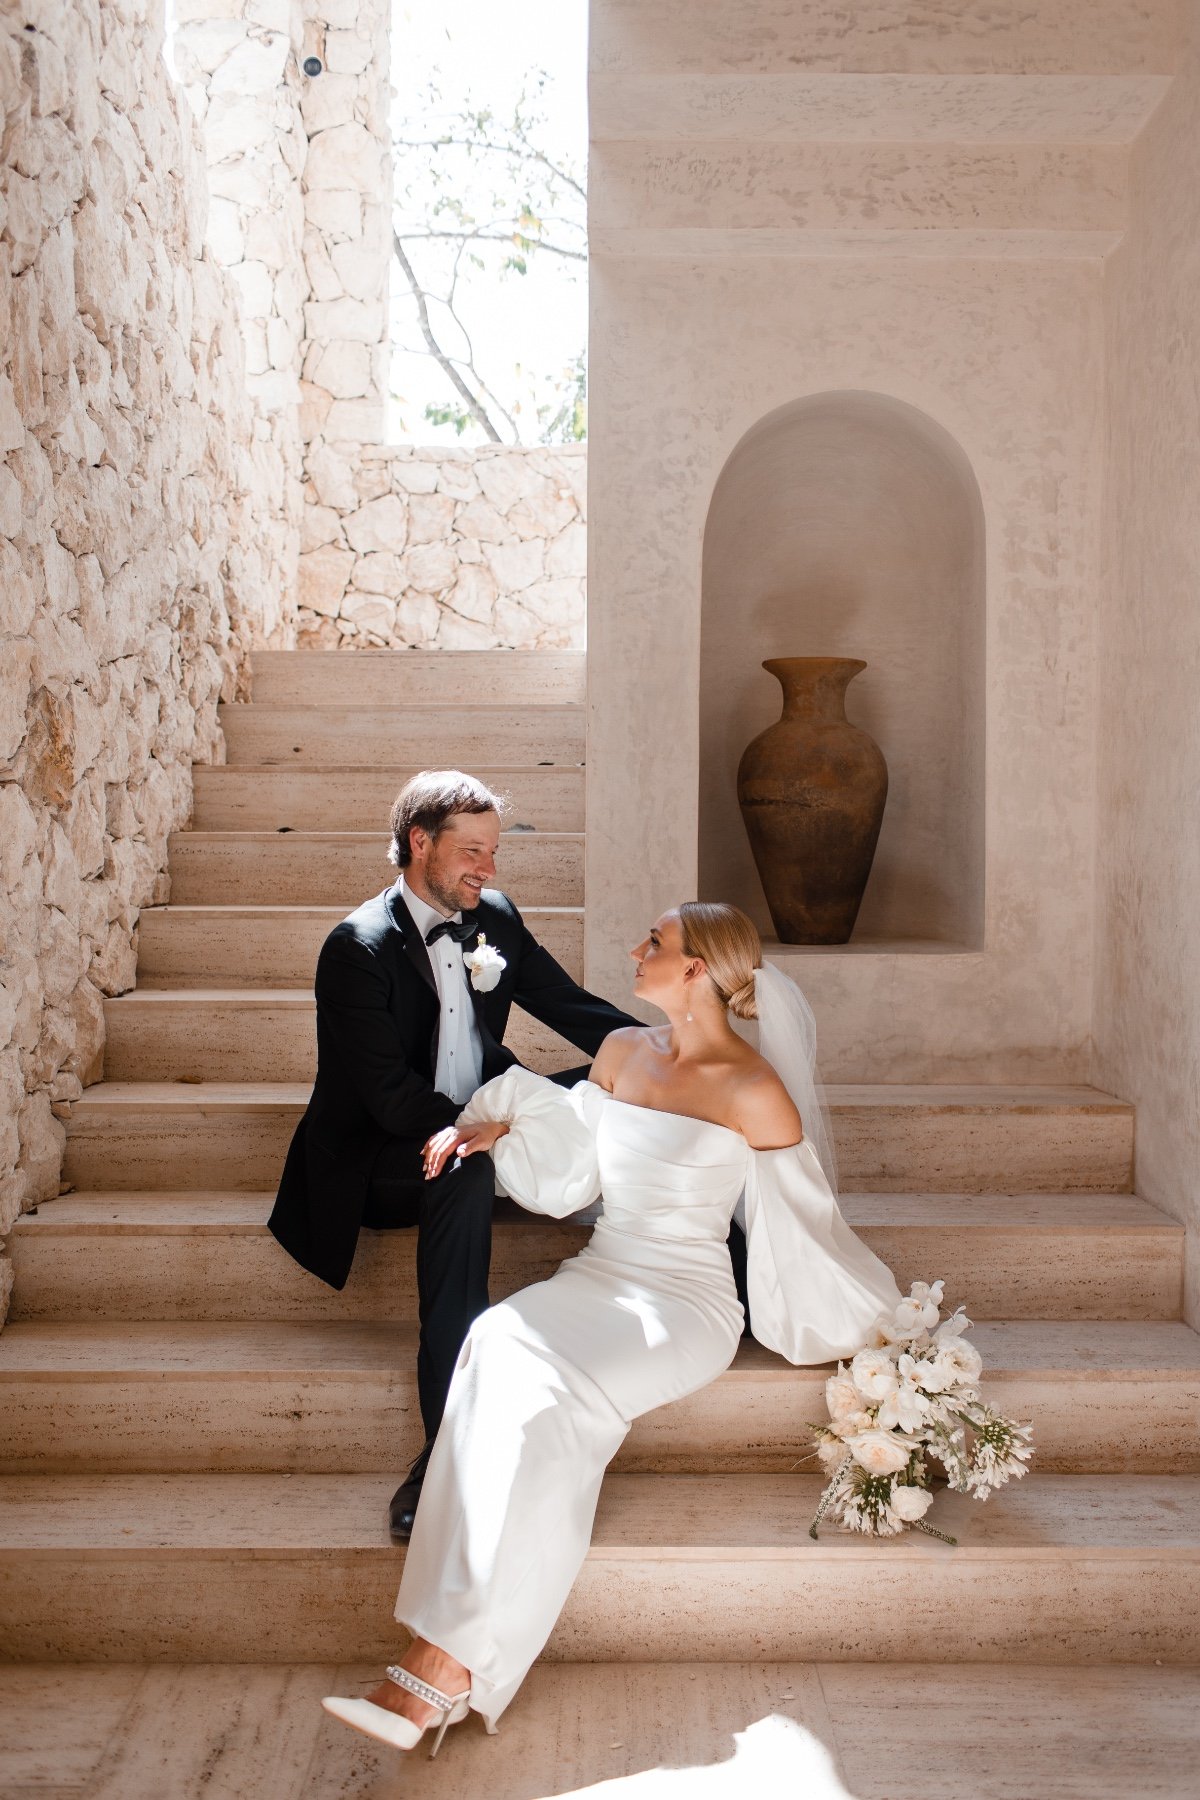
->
xmin=268 ymin=770 xmax=639 ymax=1538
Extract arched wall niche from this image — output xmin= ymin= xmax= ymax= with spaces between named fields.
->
xmin=699 ymin=390 xmax=986 ymax=949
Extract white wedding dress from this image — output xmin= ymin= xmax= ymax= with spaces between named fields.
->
xmin=395 ymin=1067 xmax=900 ymax=1727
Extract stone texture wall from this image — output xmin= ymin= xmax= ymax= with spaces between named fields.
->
xmin=294 ymin=0 xmax=391 ymax=449
xmin=299 ymin=444 xmax=586 ymax=649
xmin=172 ymin=0 xmax=586 ymax=656
xmin=0 ymin=0 xmax=281 ymax=1304
xmin=169 ymin=0 xmax=308 ymax=639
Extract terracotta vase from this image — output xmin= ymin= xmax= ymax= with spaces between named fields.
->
xmin=737 ymin=657 xmax=888 ymax=945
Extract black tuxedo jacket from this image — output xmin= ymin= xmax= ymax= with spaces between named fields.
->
xmin=268 ymin=882 xmax=639 ymax=1289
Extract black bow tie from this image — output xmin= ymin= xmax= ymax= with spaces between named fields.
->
xmin=424 ymin=916 xmax=478 ymax=948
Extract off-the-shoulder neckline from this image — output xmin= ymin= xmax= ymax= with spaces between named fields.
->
xmin=587 ymin=1084 xmax=802 ymax=1152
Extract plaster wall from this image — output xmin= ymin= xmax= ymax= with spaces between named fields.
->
xmin=0 ymin=0 xmax=281 ymax=1306
xmin=699 ymin=391 xmax=986 ymax=948
xmin=589 ymin=250 xmax=1103 ymax=1080
xmin=584 ymin=0 xmax=1171 ymax=1077
xmin=1094 ymin=9 xmax=1200 ymax=1324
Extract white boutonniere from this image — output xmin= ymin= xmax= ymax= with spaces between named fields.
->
xmin=463 ymin=932 xmax=506 ymax=993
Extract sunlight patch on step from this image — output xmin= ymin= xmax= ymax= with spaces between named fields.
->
xmin=537 ymin=1714 xmax=853 ymax=1799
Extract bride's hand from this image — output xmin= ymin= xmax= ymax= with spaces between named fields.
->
xmin=422 ymin=1118 xmax=510 ymax=1180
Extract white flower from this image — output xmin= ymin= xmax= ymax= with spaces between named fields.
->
xmin=846 ymin=1428 xmax=913 ymax=1476
xmin=825 ymin=1369 xmax=861 ymax=1420
xmin=892 ymin=1280 xmax=945 ymax=1336
xmin=463 ymin=932 xmax=506 ymax=993
xmin=888 ymin=1483 xmax=933 ymax=1523
xmin=930 ymin=1337 xmax=983 ymax=1387
xmin=936 ymin=1306 xmax=972 ymax=1342
xmin=816 ymin=1437 xmax=849 ymax=1472
xmin=829 ymin=1409 xmax=875 ymax=1440
xmin=848 ymin=1347 xmax=899 ymax=1402
xmin=875 ymin=1353 xmax=932 ymax=1433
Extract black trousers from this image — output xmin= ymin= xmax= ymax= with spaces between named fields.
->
xmin=363 ymin=1138 xmax=495 ymax=1438
xmin=728 ymin=1218 xmax=752 ymax=1334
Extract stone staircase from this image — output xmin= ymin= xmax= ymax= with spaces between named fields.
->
xmin=2 ymin=650 xmax=1199 ymax=1674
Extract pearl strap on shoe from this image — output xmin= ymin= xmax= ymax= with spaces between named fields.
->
xmin=384 ymin=1666 xmax=461 ymax=1713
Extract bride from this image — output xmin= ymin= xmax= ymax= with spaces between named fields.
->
xmin=322 ymin=901 xmax=901 ymax=1753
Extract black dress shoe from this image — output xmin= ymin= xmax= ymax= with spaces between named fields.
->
xmin=389 ymin=1439 xmax=434 ymax=1542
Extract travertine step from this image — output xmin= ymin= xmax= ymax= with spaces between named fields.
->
xmin=60 ymin=1084 xmax=1135 ymax=1194
xmin=9 ymin=1193 xmax=1181 ymax=1326
xmin=190 ymin=766 xmax=585 ymax=832
xmin=2 ymin=1320 xmax=1194 ymax=1476
xmin=107 ymin=998 xmax=577 ymax=1085
xmin=104 ymin=987 xmax=586 ymax=1081
xmin=2 ymin=1472 xmax=1197 ymax=1663
xmin=166 ymin=831 xmax=583 ymax=907
xmin=135 ymin=906 xmax=583 ymax=989
xmin=7 ymin=1660 xmax=1198 ymax=1800
xmin=249 ymin=649 xmax=585 ymax=708
xmin=218 ymin=704 xmax=584 ymax=767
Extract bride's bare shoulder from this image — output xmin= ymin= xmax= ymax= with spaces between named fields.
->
xmin=590 ymin=1024 xmax=659 ymax=1090
xmin=728 ymin=1052 xmax=803 ymax=1150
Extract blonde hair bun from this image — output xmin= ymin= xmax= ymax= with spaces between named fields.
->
xmin=727 ymin=977 xmax=758 ymax=1021
xmin=678 ymin=901 xmax=762 ymax=1018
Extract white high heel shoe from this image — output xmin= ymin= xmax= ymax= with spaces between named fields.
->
xmin=322 ymin=1665 xmax=472 ymax=1758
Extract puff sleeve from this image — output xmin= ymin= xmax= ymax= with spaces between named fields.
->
xmin=457 ymin=1068 xmax=601 ymax=1217
xmin=743 ymin=1137 xmax=902 ymax=1364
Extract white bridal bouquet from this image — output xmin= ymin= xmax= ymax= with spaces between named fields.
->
xmin=809 ymin=1281 xmax=1034 ymax=1542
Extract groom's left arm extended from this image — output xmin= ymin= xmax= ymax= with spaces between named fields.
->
xmin=507 ymin=905 xmax=639 ymax=1054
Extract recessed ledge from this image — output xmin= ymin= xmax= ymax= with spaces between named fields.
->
xmin=765 ymin=937 xmax=984 ymax=959
xmin=590 ymin=227 xmax=1124 ymax=261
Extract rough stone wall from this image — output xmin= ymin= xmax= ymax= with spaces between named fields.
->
xmin=299 ymin=444 xmax=586 ymax=649
xmin=170 ymin=0 xmax=307 ymax=633
xmin=295 ymin=0 xmax=391 ymax=448
xmin=0 ymin=0 xmax=280 ymax=1302
xmin=172 ymin=0 xmax=586 ymax=655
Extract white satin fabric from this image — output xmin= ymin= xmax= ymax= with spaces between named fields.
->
xmin=394 ymin=1068 xmax=900 ymax=1727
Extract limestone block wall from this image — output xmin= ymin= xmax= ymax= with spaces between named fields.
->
xmin=294 ymin=0 xmax=391 ymax=448
xmin=298 ymin=444 xmax=586 ymax=649
xmin=172 ymin=0 xmax=584 ymax=656
xmin=1095 ymin=15 xmax=1200 ymax=1327
xmin=170 ymin=0 xmax=308 ymax=639
xmin=0 ymin=0 xmax=280 ymax=1300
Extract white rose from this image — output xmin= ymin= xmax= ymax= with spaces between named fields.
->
xmin=847 ymin=1428 xmax=913 ymax=1476
xmin=849 ymin=1347 xmax=899 ymax=1402
xmin=888 ymin=1483 xmax=933 ymax=1523
xmin=931 ymin=1338 xmax=983 ymax=1386
xmin=825 ymin=1370 xmax=861 ymax=1420
xmin=829 ymin=1409 xmax=875 ymax=1440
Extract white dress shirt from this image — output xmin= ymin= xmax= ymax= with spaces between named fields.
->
xmin=399 ymin=878 xmax=486 ymax=1106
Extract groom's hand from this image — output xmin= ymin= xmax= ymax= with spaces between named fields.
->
xmin=422 ymin=1119 xmax=510 ymax=1180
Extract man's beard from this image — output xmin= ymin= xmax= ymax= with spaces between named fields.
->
xmin=423 ymin=862 xmax=474 ymax=916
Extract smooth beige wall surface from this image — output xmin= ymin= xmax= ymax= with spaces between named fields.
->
xmin=1095 ymin=15 xmax=1200 ymax=1323
xmin=699 ymin=391 xmax=985 ymax=948
xmin=588 ymin=250 xmax=1103 ymax=1079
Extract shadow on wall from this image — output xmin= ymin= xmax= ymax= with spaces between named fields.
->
xmin=699 ymin=390 xmax=986 ymax=949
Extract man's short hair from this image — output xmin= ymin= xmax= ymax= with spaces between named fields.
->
xmin=388 ymin=770 xmax=508 ymax=869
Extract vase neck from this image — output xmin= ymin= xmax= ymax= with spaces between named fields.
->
xmin=765 ymin=658 xmax=865 ymax=724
